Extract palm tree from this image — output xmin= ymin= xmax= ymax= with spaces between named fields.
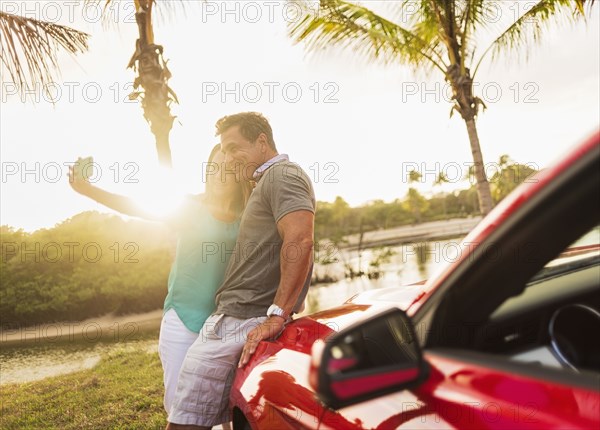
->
xmin=434 ymin=171 xmax=449 ymax=187
xmin=289 ymin=0 xmax=595 ymax=215
xmin=408 ymin=169 xmax=423 ymax=185
xmin=1 ymin=0 xmax=180 ymax=167
xmin=0 ymin=11 xmax=89 ymax=91
xmin=92 ymin=0 xmax=181 ymax=167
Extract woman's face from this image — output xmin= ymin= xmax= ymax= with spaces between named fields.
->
xmin=206 ymin=150 xmax=240 ymax=197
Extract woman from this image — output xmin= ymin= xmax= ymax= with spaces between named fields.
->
xmin=69 ymin=145 xmax=251 ymax=418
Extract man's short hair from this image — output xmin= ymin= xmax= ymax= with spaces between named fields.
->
xmin=215 ymin=112 xmax=277 ymax=151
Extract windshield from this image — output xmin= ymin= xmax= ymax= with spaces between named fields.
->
xmin=529 ymin=226 xmax=600 ymax=284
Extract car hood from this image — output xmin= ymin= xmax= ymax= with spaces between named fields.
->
xmin=344 ymin=280 xmax=428 ymax=310
xmin=278 ymin=281 xmax=429 ymax=355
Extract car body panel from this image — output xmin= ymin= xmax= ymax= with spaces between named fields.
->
xmin=232 ymin=323 xmax=328 ymax=429
xmin=318 ymin=351 xmax=600 ymax=429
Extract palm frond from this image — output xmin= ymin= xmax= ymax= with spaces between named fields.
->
xmin=473 ymin=0 xmax=596 ymax=76
xmin=288 ymin=0 xmax=447 ymax=73
xmin=573 ymin=0 xmax=597 ymax=15
xmin=350 ymin=0 xmax=446 ymax=56
xmin=391 ymin=1 xmax=445 ymax=51
xmin=0 ymin=11 xmax=89 ymax=90
xmin=458 ymin=0 xmax=488 ymax=32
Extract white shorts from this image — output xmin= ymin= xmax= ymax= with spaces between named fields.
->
xmin=158 ymin=308 xmax=199 ymax=414
xmin=168 ymin=313 xmax=267 ymax=427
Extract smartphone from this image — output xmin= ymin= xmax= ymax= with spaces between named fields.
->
xmin=75 ymin=156 xmax=94 ymax=181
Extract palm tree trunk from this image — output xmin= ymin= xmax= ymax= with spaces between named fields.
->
xmin=464 ymin=118 xmax=493 ymax=215
xmin=446 ymin=65 xmax=494 ymax=216
xmin=130 ymin=0 xmax=175 ymax=168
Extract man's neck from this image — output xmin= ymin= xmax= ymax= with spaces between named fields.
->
xmin=262 ymin=151 xmax=278 ymax=164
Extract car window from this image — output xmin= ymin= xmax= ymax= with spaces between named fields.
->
xmin=482 ymin=225 xmax=600 ymax=374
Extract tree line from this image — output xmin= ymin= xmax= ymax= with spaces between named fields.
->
xmin=316 ymin=156 xmax=537 ymax=241
xmin=1 ymin=212 xmax=173 ymax=327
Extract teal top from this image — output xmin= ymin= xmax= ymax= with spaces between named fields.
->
xmin=163 ymin=196 xmax=240 ymax=333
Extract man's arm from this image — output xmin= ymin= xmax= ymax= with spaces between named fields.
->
xmin=272 ymin=210 xmax=314 ymax=314
xmin=238 ymin=209 xmax=314 ymax=367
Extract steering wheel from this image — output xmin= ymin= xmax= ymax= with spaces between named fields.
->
xmin=549 ymin=304 xmax=600 ymax=372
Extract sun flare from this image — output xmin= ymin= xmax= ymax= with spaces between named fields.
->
xmin=132 ymin=166 xmax=188 ymax=220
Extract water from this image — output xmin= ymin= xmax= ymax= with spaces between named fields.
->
xmin=0 ymin=238 xmax=461 ymax=385
xmin=305 ymin=237 xmax=461 ymax=313
xmin=0 ymin=330 xmax=159 ymax=385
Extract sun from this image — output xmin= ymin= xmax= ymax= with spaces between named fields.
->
xmin=132 ymin=166 xmax=188 ymax=220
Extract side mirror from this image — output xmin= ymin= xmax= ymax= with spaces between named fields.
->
xmin=311 ymin=308 xmax=428 ymax=410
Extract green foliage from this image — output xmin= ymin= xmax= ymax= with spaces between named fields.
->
xmin=1 ymin=212 xmax=173 ymax=327
xmin=489 ymin=155 xmax=538 ymax=203
xmin=312 ymin=154 xmax=538 ymax=241
xmin=402 ymin=187 xmax=430 ymax=224
xmin=315 ymin=197 xmax=414 ymax=241
xmin=408 ymin=170 xmax=423 ymax=184
xmin=0 ymin=348 xmax=166 ymax=429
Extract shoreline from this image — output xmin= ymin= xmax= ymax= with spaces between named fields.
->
xmin=0 ymin=309 xmax=163 ymax=346
xmin=338 ymin=216 xmax=482 ymax=250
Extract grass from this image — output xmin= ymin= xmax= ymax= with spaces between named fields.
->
xmin=0 ymin=348 xmax=167 ymax=429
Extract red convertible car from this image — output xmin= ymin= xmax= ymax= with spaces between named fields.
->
xmin=230 ymin=132 xmax=600 ymax=429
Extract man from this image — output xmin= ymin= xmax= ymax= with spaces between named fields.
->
xmin=167 ymin=112 xmax=315 ymax=430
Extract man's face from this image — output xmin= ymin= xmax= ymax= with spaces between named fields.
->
xmin=220 ymin=125 xmax=266 ymax=179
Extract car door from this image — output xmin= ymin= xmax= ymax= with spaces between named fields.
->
xmin=318 ymin=349 xmax=599 ymax=429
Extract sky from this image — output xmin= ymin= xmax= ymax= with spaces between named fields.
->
xmin=1 ymin=1 xmax=599 ymax=232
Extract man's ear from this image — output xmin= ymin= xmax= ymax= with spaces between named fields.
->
xmin=258 ymin=133 xmax=268 ymax=152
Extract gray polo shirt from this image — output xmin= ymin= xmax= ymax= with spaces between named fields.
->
xmin=214 ymin=160 xmax=316 ymax=318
